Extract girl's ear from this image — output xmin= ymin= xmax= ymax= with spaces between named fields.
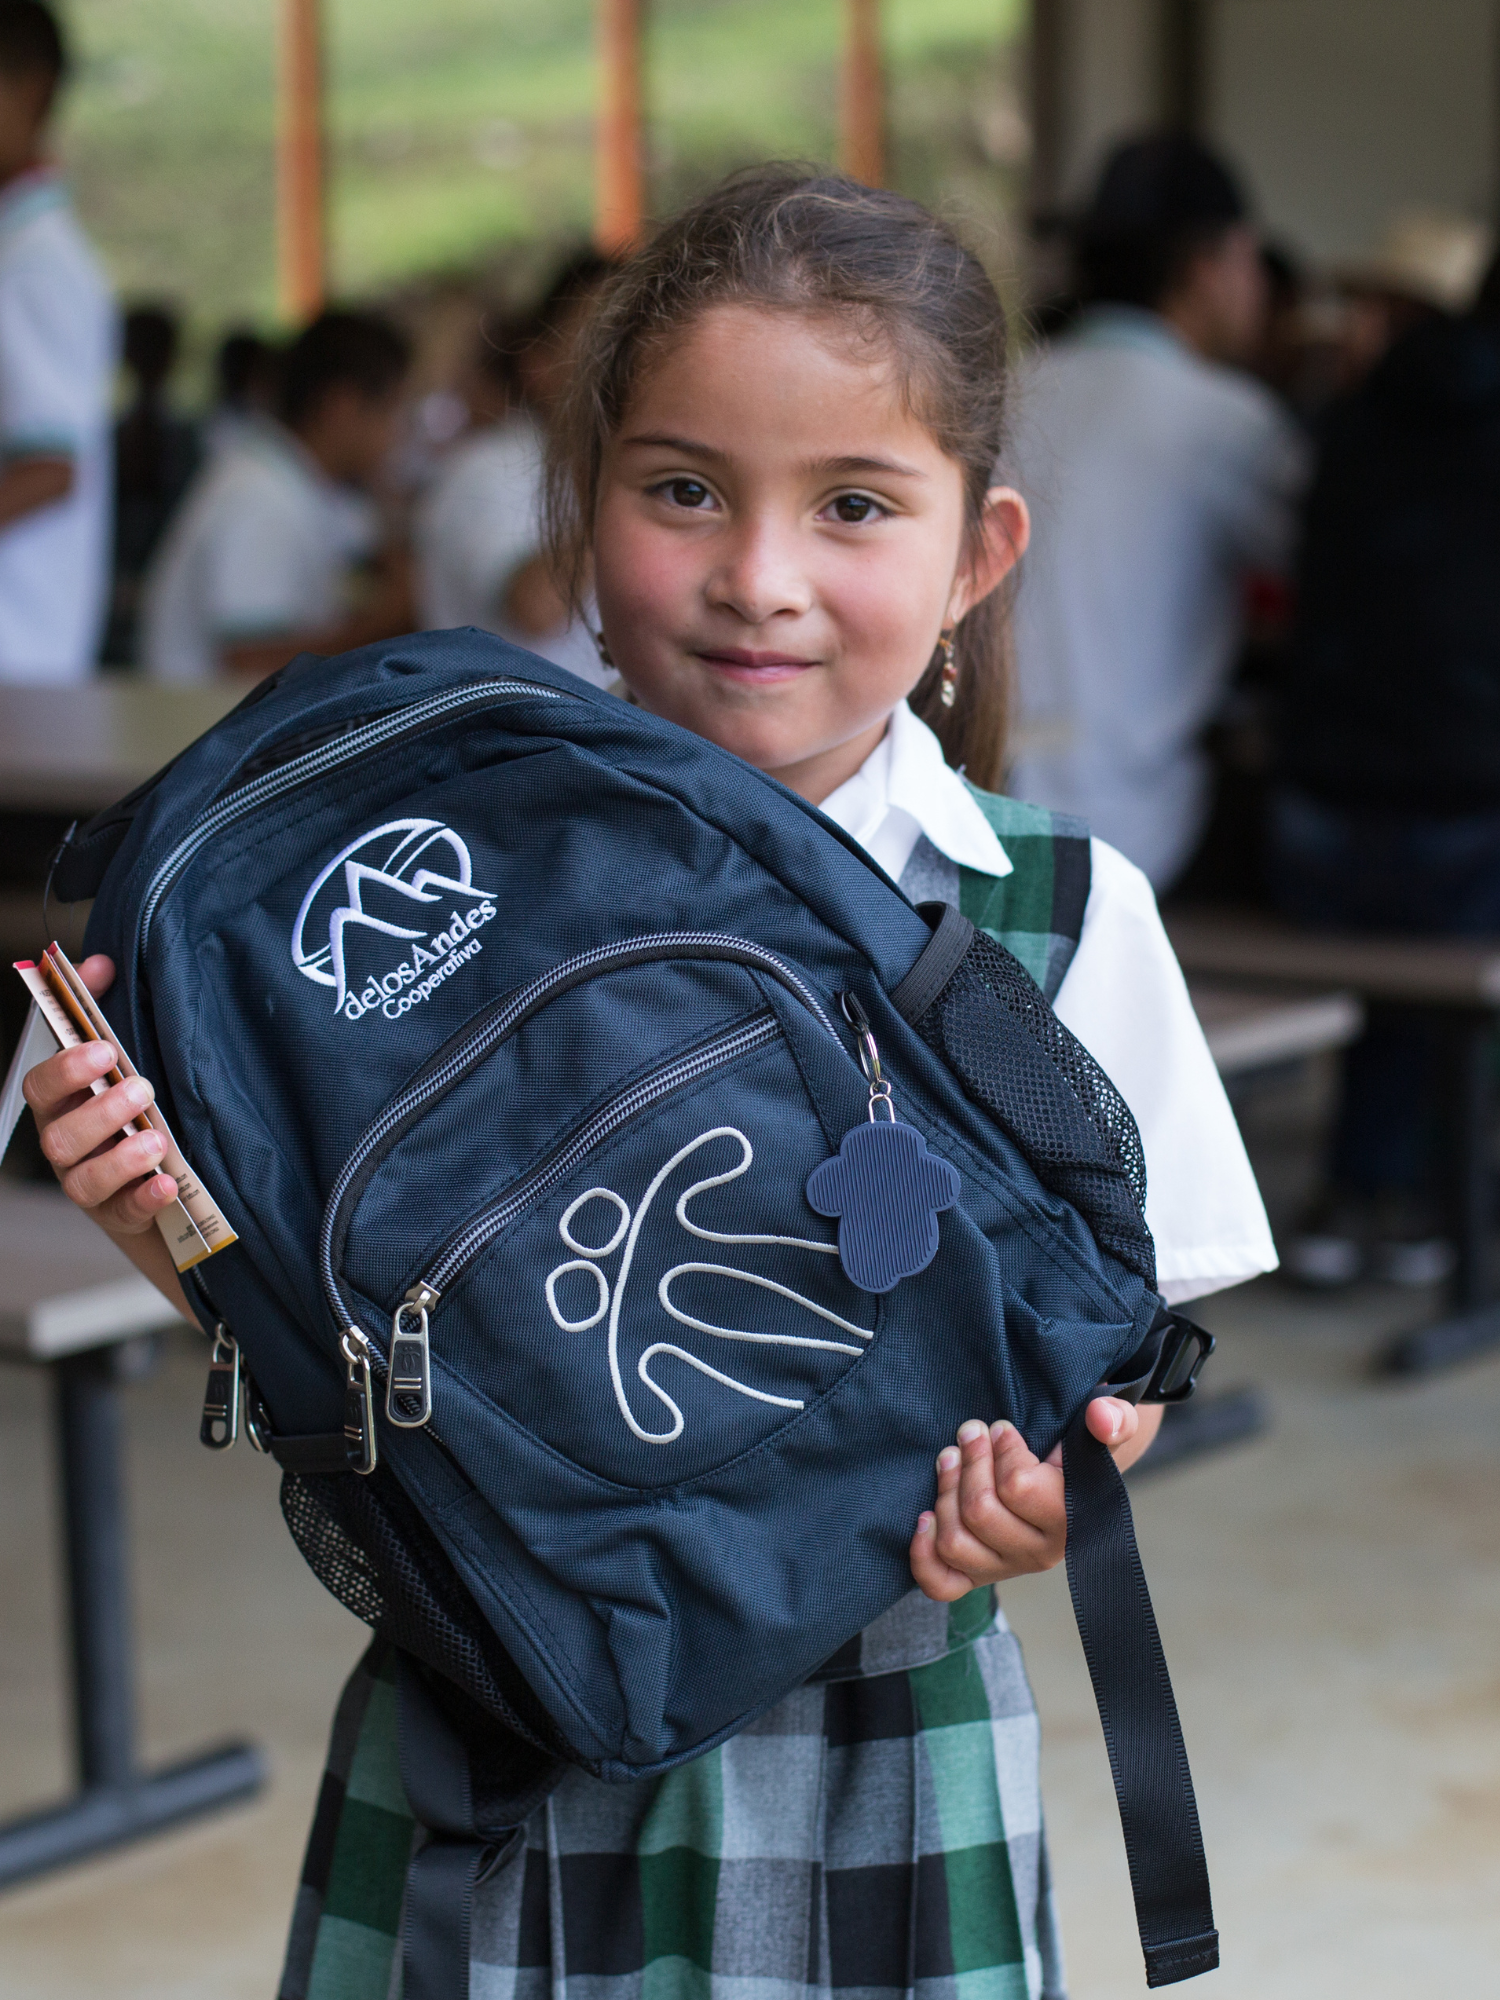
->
xmin=946 ymin=486 xmax=1030 ymax=625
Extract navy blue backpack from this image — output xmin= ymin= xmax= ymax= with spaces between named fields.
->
xmin=58 ymin=632 xmax=1218 ymax=1989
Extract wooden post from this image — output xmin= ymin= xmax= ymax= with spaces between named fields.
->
xmin=1161 ymin=0 xmax=1204 ymax=133
xmin=839 ymin=0 xmax=884 ymax=188
xmin=1028 ymin=0 xmax=1069 ymax=217
xmin=596 ymin=0 xmax=644 ymax=254
xmin=276 ymin=0 xmax=327 ymax=323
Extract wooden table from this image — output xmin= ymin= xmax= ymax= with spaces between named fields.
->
xmin=0 ymin=1184 xmax=264 ymax=1888
xmin=0 ymin=680 xmax=245 ymax=814
xmin=1170 ymin=907 xmax=1500 ymax=1377
xmin=1190 ymin=981 xmax=1363 ymax=1081
xmin=0 ymin=680 xmax=247 ymax=963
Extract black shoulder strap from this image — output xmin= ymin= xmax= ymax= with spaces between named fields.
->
xmin=1061 ymin=1412 xmax=1219 ymax=1987
xmin=395 ymin=1654 xmax=565 ymax=2000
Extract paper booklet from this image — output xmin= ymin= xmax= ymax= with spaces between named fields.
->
xmin=4 ymin=944 xmax=238 ymax=1274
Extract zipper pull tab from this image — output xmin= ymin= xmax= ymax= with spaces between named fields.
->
xmin=340 ymin=1327 xmax=379 ymax=1475
xmin=199 ymin=1326 xmax=240 ymax=1450
xmin=387 ymin=1283 xmax=438 ymax=1429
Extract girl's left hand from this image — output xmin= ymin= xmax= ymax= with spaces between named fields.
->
xmin=908 ymin=1399 xmax=1164 ymax=1602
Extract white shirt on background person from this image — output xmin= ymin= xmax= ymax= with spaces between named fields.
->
xmin=143 ymin=418 xmax=379 ymax=683
xmin=415 ymin=411 xmax=610 ymax=687
xmin=1006 ymin=306 xmax=1307 ymax=891
xmin=0 ymin=166 xmax=115 ymax=683
xmin=819 ymin=699 xmax=1277 ymax=1305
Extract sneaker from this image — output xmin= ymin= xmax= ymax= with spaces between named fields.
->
xmin=1370 ymin=1237 xmax=1456 ymax=1287
xmin=1368 ymin=1193 xmax=1455 ymax=1287
xmin=1282 ymin=1228 xmax=1365 ymax=1288
xmin=1280 ymin=1194 xmax=1370 ymax=1289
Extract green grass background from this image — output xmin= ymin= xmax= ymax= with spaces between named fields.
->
xmin=58 ymin=0 xmax=1027 ymax=345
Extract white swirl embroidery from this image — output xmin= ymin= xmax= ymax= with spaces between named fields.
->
xmin=543 ymin=1127 xmax=869 ymax=1443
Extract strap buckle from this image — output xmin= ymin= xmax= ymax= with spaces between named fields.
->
xmin=1142 ymin=1314 xmax=1216 ymax=1405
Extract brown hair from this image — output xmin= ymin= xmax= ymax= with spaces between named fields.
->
xmin=544 ymin=165 xmax=1016 ymax=791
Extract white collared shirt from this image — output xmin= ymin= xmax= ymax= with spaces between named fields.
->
xmin=0 ymin=168 xmax=115 ymax=682
xmin=1007 ymin=306 xmax=1307 ymax=889
xmin=821 ymin=703 xmax=1277 ymax=1305
xmin=415 ymin=414 xmax=614 ymax=689
xmin=143 ymin=418 xmax=381 ymax=683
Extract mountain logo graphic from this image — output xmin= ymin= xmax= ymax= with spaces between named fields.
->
xmin=292 ymin=819 xmax=498 ymax=1014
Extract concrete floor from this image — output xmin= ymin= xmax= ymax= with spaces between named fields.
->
xmin=3 ymin=1066 xmax=1499 ymax=1996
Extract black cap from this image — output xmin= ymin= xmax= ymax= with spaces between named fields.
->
xmin=1085 ymin=134 xmax=1247 ymax=237
xmin=1077 ymin=133 xmax=1249 ymax=309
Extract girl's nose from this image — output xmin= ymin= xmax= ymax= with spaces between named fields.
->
xmin=703 ymin=519 xmax=814 ymax=624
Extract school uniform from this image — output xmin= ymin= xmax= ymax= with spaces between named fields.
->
xmin=1007 ymin=306 xmax=1306 ymax=890
xmin=415 ymin=414 xmax=612 ymax=688
xmin=142 ymin=418 xmax=380 ymax=682
xmin=279 ymin=704 xmax=1273 ymax=2000
xmin=0 ymin=166 xmax=115 ymax=682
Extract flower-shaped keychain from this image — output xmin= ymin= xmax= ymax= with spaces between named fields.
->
xmin=806 ymin=991 xmax=960 ymax=1294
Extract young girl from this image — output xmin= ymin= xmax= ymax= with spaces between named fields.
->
xmin=26 ymin=168 xmax=1274 ymax=2000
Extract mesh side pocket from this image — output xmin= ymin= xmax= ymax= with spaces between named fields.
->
xmin=912 ymin=929 xmax=1156 ymax=1286
xmin=281 ymin=1465 xmax=583 ymax=1774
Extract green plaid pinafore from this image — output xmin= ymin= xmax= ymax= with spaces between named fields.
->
xmin=278 ymin=793 xmax=1090 ymax=2000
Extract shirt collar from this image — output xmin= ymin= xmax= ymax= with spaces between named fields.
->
xmin=0 ymin=164 xmax=66 ymax=237
xmin=819 ymin=701 xmax=1012 ymax=882
xmin=1071 ymin=304 xmax=1191 ymax=364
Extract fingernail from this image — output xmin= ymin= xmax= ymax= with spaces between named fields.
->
xmin=937 ymin=1446 xmax=960 ymax=1474
xmin=916 ymin=1512 xmax=935 ymax=1533
xmin=87 ymin=1041 xmax=115 ymax=1067
xmin=957 ymin=1419 xmax=986 ymax=1445
xmin=124 ymin=1078 xmax=151 ymax=1107
xmin=140 ymin=1132 xmax=164 ymax=1158
xmin=990 ymin=1419 xmax=1012 ymax=1441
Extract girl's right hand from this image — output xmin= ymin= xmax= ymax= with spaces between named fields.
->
xmin=21 ymin=954 xmax=180 ymax=1240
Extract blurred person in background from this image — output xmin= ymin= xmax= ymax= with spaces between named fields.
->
xmin=201 ymin=326 xmax=277 ymax=460
xmin=0 ymin=0 xmax=115 ymax=683
xmin=101 ymin=303 xmax=200 ymax=666
xmin=1330 ymin=209 xmax=1492 ymax=399
xmin=143 ymin=310 xmax=412 ymax=683
xmin=1269 ymin=250 xmax=1500 ymax=1288
xmin=415 ymin=251 xmax=613 ymax=683
xmin=1007 ymin=133 xmax=1307 ymax=891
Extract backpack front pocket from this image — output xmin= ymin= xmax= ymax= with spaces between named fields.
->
xmin=322 ymin=936 xmax=880 ymax=1488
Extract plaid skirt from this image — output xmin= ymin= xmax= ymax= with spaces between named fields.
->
xmin=279 ymin=1595 xmax=1066 ymax=2000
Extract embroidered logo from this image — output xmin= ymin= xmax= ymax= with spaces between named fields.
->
xmin=291 ymin=818 xmax=498 ymax=1023
xmin=545 ymin=1126 xmax=870 ymax=1444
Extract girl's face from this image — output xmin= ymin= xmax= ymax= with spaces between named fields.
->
xmin=592 ymin=305 xmax=1028 ymax=804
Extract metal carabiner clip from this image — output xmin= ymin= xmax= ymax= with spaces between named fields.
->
xmin=840 ymin=990 xmax=897 ymax=1123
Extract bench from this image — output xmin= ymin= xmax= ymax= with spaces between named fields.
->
xmin=1169 ymin=908 xmax=1500 ymax=1377
xmin=0 ymin=1182 xmax=263 ymax=1889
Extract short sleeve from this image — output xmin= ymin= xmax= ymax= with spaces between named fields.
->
xmin=1209 ymin=383 xmax=1310 ymax=576
xmin=200 ymin=467 xmax=324 ymax=639
xmin=0 ymin=238 xmax=109 ymax=458
xmin=1052 ymin=838 xmax=1278 ymax=1303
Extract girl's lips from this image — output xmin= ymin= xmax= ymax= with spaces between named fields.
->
xmin=694 ymin=649 xmax=819 ymax=684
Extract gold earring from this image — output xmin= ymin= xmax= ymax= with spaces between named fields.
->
xmin=594 ymin=629 xmax=613 ymax=668
xmin=937 ymin=629 xmax=957 ymax=709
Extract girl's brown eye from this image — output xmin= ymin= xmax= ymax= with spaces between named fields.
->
xmin=832 ymin=494 xmax=877 ymax=523
xmin=667 ymin=478 xmax=711 ymax=509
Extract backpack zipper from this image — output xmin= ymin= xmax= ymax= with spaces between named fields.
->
xmin=136 ymin=677 xmax=567 ymax=957
xmin=382 ymin=1011 xmax=782 ymax=1428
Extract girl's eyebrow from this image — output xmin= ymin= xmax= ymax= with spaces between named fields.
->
xmin=619 ymin=432 xmax=926 ymax=481
xmin=808 ymin=453 xmax=927 ymax=481
xmin=619 ymin=431 xmax=727 ymax=461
